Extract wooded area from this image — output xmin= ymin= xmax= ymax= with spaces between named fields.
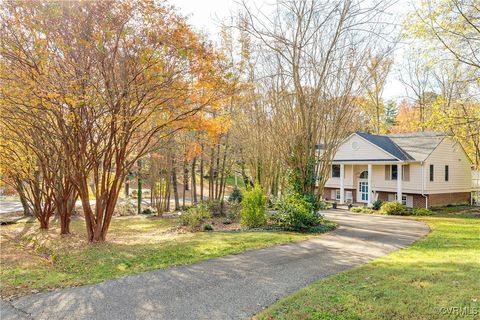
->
xmin=1 ymin=0 xmax=478 ymax=242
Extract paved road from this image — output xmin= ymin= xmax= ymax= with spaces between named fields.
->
xmin=0 ymin=198 xmax=201 ymax=215
xmin=0 ymin=201 xmax=24 ymax=215
xmin=2 ymin=210 xmax=429 ymax=320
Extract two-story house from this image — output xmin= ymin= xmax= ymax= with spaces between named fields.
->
xmin=323 ymin=132 xmax=472 ymax=208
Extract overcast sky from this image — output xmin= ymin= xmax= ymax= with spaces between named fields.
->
xmin=173 ymin=0 xmax=413 ymax=102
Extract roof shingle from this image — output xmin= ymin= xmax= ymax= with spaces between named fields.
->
xmin=356 ymin=131 xmax=446 ymax=161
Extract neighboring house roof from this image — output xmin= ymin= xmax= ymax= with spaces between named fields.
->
xmin=356 ymin=131 xmax=446 ymax=162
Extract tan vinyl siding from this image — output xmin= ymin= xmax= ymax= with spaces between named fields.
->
xmin=325 ymin=164 xmax=355 ymax=189
xmin=371 ymin=163 xmax=423 ymax=194
xmin=333 ymin=135 xmax=395 ymax=161
xmin=327 ymin=164 xmax=423 ymax=194
xmin=424 ymin=138 xmax=471 ymax=193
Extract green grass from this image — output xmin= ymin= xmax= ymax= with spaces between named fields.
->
xmin=225 ymin=175 xmax=246 ymax=189
xmin=0 ymin=217 xmax=318 ymax=298
xmin=256 ymin=213 xmax=480 ymax=320
xmin=431 ymin=205 xmax=474 ymax=214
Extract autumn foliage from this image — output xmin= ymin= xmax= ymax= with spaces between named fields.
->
xmin=0 ymin=0 xmax=227 ymax=241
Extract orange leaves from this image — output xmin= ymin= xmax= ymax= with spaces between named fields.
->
xmin=391 ymin=100 xmax=420 ymax=133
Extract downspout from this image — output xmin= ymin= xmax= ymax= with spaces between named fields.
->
xmin=421 ymin=162 xmax=428 ymax=208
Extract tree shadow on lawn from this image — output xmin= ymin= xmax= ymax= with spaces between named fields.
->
xmin=12 ymin=233 xmax=403 ymax=320
xmin=256 ymin=215 xmax=479 ymax=320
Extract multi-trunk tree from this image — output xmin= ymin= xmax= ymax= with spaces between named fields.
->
xmin=239 ymin=0 xmax=398 ymax=198
xmin=1 ymin=0 xmax=227 ymax=241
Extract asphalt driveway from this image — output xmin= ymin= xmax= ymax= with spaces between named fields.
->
xmin=2 ymin=210 xmax=430 ymax=320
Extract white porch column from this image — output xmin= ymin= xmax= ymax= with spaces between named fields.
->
xmin=367 ymin=163 xmax=372 ymax=207
xmin=397 ymin=163 xmax=403 ymax=203
xmin=340 ymin=164 xmax=345 ymax=204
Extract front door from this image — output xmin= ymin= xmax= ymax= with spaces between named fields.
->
xmin=358 ymin=180 xmax=369 ymax=203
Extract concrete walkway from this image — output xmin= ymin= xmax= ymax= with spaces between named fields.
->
xmin=2 ymin=210 xmax=429 ymax=320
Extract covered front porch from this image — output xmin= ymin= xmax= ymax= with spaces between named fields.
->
xmin=325 ymin=161 xmax=407 ymax=207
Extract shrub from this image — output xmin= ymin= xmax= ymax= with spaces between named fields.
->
xmin=317 ymin=201 xmax=328 ymax=210
xmin=274 ymin=193 xmax=324 ymax=232
xmin=180 ymin=203 xmax=212 ymax=231
xmin=203 ymin=224 xmax=213 ymax=231
xmin=301 ymin=192 xmax=321 ymax=212
xmin=179 ymin=205 xmax=192 ymax=211
xmin=349 ymin=206 xmax=374 ymax=214
xmin=222 ymin=218 xmax=232 ymax=225
xmin=372 ymin=200 xmax=383 ymax=210
xmin=308 ymin=220 xmax=337 ymax=233
xmin=116 ymin=200 xmax=136 ymax=216
xmin=241 ymin=185 xmax=267 ymax=228
xmin=227 ymin=202 xmax=242 ymax=221
xmin=411 ymin=208 xmax=433 ymax=216
xmin=206 ymin=199 xmax=224 ymax=217
xmin=380 ymin=201 xmax=408 ymax=215
xmin=228 ymin=187 xmax=243 ymax=203
xmin=141 ymin=207 xmax=156 ymax=215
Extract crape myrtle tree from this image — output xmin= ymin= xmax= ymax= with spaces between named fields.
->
xmin=239 ymin=0 xmax=398 ymax=198
xmin=0 ymin=0 xmax=226 ymax=242
xmin=0 ymin=127 xmax=56 ymax=230
xmin=0 ymin=101 xmax=78 ymax=233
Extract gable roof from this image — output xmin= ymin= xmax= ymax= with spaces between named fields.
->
xmin=355 ymin=131 xmax=446 ymax=162
xmin=386 ymin=132 xmax=445 ymax=161
xmin=356 ymin=132 xmax=415 ymax=161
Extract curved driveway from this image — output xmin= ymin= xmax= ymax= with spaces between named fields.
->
xmin=5 ymin=210 xmax=429 ymax=320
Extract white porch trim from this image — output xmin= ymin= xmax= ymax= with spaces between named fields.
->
xmin=397 ymin=163 xmax=403 ymax=203
xmin=367 ymin=163 xmax=373 ymax=206
xmin=340 ymin=164 xmax=345 ymax=204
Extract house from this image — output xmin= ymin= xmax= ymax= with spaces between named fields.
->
xmin=323 ymin=131 xmax=473 ymax=208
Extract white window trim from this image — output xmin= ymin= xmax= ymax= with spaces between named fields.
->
xmin=391 ymin=165 xmax=398 ymax=180
xmin=332 ymin=164 xmax=341 ymax=178
xmin=394 ymin=194 xmax=407 ymax=206
xmin=335 ymin=189 xmax=341 ymax=201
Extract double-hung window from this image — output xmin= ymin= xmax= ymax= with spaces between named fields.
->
xmin=332 ymin=165 xmax=341 ymax=178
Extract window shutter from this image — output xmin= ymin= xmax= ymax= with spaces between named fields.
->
xmin=385 ymin=165 xmax=391 ymax=180
xmin=331 ymin=189 xmax=336 ymax=199
xmin=403 ymin=165 xmax=410 ymax=181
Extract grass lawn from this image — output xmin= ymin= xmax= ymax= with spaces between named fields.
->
xmin=256 ymin=210 xmax=480 ymax=320
xmin=0 ymin=216 xmax=319 ymax=299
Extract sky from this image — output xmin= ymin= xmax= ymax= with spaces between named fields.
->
xmin=173 ymin=0 xmax=412 ymax=102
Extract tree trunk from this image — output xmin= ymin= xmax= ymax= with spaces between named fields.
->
xmin=209 ymin=147 xmax=215 ymax=199
xmin=191 ymin=156 xmax=197 ymax=203
xmin=14 ymin=179 xmax=32 ymax=216
xmin=19 ymin=192 xmax=32 ymax=217
xmin=218 ymin=139 xmax=228 ymax=201
xmin=182 ymin=160 xmax=187 ymax=208
xmin=60 ymin=213 xmax=70 ymax=234
xmin=39 ymin=218 xmax=49 ymax=230
xmin=184 ymin=160 xmax=189 ymax=191
xmin=215 ymin=143 xmax=220 ymax=198
xmin=171 ymin=158 xmax=180 ymax=211
xmin=78 ymin=170 xmax=123 ymax=242
xmin=58 ymin=187 xmax=77 ymax=235
xmin=200 ymin=146 xmax=204 ymax=201
xmin=137 ymin=161 xmax=142 ymax=215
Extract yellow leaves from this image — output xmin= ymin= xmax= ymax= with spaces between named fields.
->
xmin=46 ymin=93 xmax=60 ymax=100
